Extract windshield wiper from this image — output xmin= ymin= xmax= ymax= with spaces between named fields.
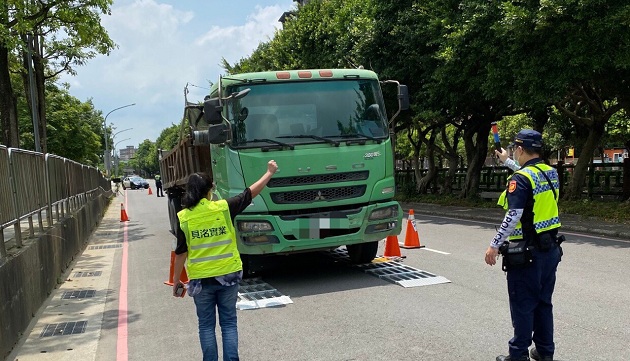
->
xmin=330 ymin=133 xmax=383 ymax=144
xmin=222 ymin=76 xmax=267 ymax=84
xmin=248 ymin=138 xmax=295 ymax=150
xmin=276 ymin=135 xmax=340 ymax=147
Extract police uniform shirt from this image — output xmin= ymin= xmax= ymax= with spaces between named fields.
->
xmin=490 ymin=158 xmax=542 ymax=249
xmin=506 ymin=159 xmax=542 ymax=209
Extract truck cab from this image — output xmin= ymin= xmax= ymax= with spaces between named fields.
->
xmin=162 ymin=69 xmax=408 ymax=268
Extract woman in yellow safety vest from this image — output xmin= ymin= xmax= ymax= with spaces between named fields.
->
xmin=172 ymin=160 xmax=278 ymax=361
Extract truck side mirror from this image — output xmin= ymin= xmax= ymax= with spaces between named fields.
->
xmin=203 ymin=97 xmax=223 ymax=125
xmin=194 ymin=124 xmax=228 ymax=145
xmin=398 ymin=85 xmax=409 ymax=111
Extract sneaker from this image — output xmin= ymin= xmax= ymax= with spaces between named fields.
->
xmin=530 ymin=347 xmax=553 ymax=361
xmin=496 ymin=355 xmax=530 ymax=361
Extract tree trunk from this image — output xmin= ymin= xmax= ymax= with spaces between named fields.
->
xmin=33 ymin=35 xmax=47 ymax=153
xmin=417 ymin=132 xmax=437 ymax=193
xmin=443 ymin=155 xmax=459 ymax=194
xmin=563 ymin=122 xmax=605 ymax=200
xmin=0 ymin=45 xmax=19 ymax=147
xmin=440 ymin=125 xmax=463 ymax=194
xmin=460 ymin=121 xmax=491 ymax=198
xmin=412 ymin=150 xmax=423 ymax=193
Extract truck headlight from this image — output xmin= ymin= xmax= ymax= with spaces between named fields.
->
xmin=368 ymin=205 xmax=398 ymax=220
xmin=237 ymin=221 xmax=274 ymax=232
xmin=381 ymin=186 xmax=395 ymax=194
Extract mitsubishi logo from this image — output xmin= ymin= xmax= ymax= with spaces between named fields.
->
xmin=314 ymin=190 xmax=325 ymax=201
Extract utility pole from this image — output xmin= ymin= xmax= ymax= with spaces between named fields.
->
xmin=103 ymin=104 xmax=135 ymax=177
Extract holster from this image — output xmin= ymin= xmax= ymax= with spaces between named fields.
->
xmin=499 ymin=240 xmax=533 ymax=272
xmin=537 ymin=232 xmax=555 ymax=251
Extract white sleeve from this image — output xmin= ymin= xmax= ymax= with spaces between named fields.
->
xmin=490 ymin=209 xmax=524 ymax=248
xmin=503 ymin=158 xmax=520 ymax=171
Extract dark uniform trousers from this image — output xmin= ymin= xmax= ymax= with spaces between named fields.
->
xmin=507 ymin=243 xmax=561 ymax=358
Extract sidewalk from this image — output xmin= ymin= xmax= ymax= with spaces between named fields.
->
xmin=400 ymin=201 xmax=630 ymax=240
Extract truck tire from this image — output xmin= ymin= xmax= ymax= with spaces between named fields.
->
xmin=168 ymin=195 xmax=182 ymax=235
xmin=346 ymin=241 xmax=378 ymax=264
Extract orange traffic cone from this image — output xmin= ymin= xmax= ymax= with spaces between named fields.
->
xmin=148 ymin=187 xmax=153 ymax=195
xmin=383 ymin=235 xmax=402 ymax=257
xmin=120 ymin=203 xmax=129 ymax=222
xmin=164 ymin=250 xmax=189 ymax=286
xmin=401 ymin=209 xmax=424 ymax=249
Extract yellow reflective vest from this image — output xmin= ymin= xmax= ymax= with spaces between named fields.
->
xmin=497 ymin=163 xmax=561 ymax=241
xmin=177 ymin=199 xmax=242 ymax=279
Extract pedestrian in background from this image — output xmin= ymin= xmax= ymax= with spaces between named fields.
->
xmin=155 ymin=174 xmax=164 ymax=197
xmin=172 ymin=160 xmax=278 ymax=361
xmin=485 ymin=129 xmax=563 ymax=361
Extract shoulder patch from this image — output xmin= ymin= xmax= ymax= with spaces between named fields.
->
xmin=508 ymin=180 xmax=517 ymax=193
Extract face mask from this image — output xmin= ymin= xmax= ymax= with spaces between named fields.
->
xmin=513 ymin=148 xmax=521 ymax=167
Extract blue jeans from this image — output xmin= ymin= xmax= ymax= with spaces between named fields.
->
xmin=193 ymin=283 xmax=240 ymax=361
xmin=507 ymin=245 xmax=561 ymax=358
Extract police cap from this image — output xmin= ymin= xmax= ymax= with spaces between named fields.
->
xmin=512 ymin=129 xmax=543 ymax=149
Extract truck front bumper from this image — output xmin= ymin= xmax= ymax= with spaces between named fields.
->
xmin=235 ymin=201 xmax=403 ymax=255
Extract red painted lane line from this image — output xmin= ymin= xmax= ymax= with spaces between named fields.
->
xmin=117 ymin=189 xmax=129 ymax=361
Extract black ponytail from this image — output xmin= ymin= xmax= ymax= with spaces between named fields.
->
xmin=181 ymin=173 xmax=213 ymax=209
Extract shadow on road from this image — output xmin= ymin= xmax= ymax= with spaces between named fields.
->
xmin=245 ymin=250 xmax=391 ymax=298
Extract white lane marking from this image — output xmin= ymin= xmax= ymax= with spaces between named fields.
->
xmin=421 ymin=247 xmax=451 ymax=255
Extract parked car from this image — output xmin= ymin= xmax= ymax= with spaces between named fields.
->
xmin=122 ymin=176 xmax=149 ymax=190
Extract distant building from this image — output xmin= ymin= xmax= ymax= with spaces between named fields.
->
xmin=603 ymin=147 xmax=629 ymax=163
xmin=279 ymin=0 xmax=310 ymax=23
xmin=119 ymin=145 xmax=137 ymax=161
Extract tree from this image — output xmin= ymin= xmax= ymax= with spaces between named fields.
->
xmin=494 ymin=0 xmax=630 ymax=199
xmin=0 ymin=0 xmax=114 ymax=152
xmin=134 ymin=139 xmax=158 ymax=177
xmin=42 ymin=83 xmax=103 ymax=164
xmin=155 ymin=123 xmax=181 ymax=152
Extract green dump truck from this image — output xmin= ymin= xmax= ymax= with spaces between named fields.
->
xmin=159 ymin=68 xmax=408 ymax=271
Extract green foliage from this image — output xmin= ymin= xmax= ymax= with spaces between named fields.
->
xmin=134 ymin=139 xmax=159 ymax=176
xmin=212 ymin=0 xmax=630 ymax=199
xmin=605 ymin=110 xmax=630 ymax=148
xmin=1 ymin=0 xmax=114 ymax=150
xmin=155 ymin=123 xmax=181 ymax=152
xmin=396 ymin=193 xmax=630 ymax=224
xmin=18 ymin=81 xmax=103 ymax=165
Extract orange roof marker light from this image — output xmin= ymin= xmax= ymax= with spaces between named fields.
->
xmin=276 ymin=71 xmax=291 ymax=79
xmin=298 ymin=71 xmax=312 ymax=78
xmin=319 ymin=70 xmax=333 ymax=77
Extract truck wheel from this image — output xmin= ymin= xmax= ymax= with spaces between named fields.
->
xmin=346 ymin=241 xmax=378 ymax=264
xmin=240 ymin=254 xmax=252 ymax=278
xmin=168 ymin=195 xmax=182 ymax=235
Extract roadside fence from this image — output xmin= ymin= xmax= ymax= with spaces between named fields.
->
xmin=0 ymin=146 xmax=111 ymax=260
xmin=396 ymin=158 xmax=630 ymax=199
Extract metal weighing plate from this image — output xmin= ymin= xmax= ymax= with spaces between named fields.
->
xmin=237 ymin=278 xmax=293 ymax=310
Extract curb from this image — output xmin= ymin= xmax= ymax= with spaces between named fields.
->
xmin=400 ymin=202 xmax=630 ymax=241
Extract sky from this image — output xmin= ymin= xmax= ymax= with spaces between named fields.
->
xmin=59 ymin=0 xmax=295 ymax=154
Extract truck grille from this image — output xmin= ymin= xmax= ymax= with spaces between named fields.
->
xmin=267 ymin=171 xmax=369 ymax=187
xmin=270 ymin=185 xmax=367 ymax=204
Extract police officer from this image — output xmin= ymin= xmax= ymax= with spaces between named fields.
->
xmin=485 ymin=129 xmax=562 ymax=361
xmin=154 ymin=174 xmax=163 ymax=197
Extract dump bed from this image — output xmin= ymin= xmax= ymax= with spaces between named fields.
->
xmin=159 ymin=137 xmax=212 ymax=190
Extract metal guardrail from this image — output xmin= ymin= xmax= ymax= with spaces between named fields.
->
xmin=395 ymin=159 xmax=630 ymax=199
xmin=0 ymin=146 xmax=111 ymax=259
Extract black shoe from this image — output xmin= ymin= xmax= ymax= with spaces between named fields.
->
xmin=496 ymin=355 xmax=530 ymax=361
xmin=530 ymin=348 xmax=553 ymax=361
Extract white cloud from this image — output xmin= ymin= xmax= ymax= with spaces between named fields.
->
xmin=61 ymin=1 xmax=290 ymax=149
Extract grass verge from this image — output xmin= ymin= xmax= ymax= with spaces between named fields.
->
xmin=395 ymin=194 xmax=630 ymax=224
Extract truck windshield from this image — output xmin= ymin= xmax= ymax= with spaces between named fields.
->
xmin=226 ymin=79 xmax=388 ymax=148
